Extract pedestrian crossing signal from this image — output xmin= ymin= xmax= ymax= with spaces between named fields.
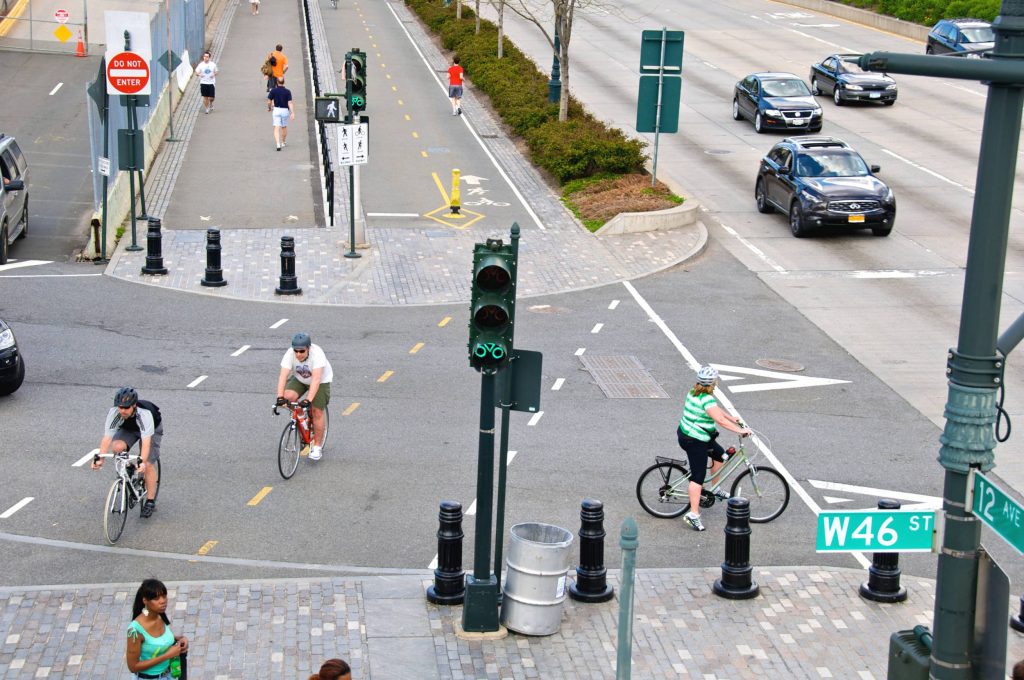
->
xmin=315 ymin=97 xmax=341 ymax=123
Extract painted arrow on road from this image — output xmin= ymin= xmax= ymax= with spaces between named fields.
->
xmin=460 ymin=174 xmax=488 ymax=185
xmin=809 ymin=479 xmax=941 ymax=510
xmin=711 ymin=363 xmax=850 ymax=393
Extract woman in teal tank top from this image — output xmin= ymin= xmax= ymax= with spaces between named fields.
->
xmin=126 ymin=579 xmax=189 ymax=679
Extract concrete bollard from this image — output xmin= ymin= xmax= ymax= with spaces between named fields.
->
xmin=274 ymin=235 xmax=302 ymax=295
xmin=426 ymin=501 xmax=465 ymax=605
xmin=859 ymin=498 xmax=908 ymax=602
xmin=569 ymin=499 xmax=614 ymax=603
xmin=140 ymin=217 xmax=168 ymax=276
xmin=200 ymin=228 xmax=227 ymax=287
xmin=615 ymin=518 xmax=638 ymax=680
xmin=713 ymin=497 xmax=759 ymax=600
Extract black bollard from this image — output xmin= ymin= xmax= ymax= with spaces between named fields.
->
xmin=1010 ymin=594 xmax=1024 ymax=632
xmin=713 ymin=497 xmax=759 ymax=599
xmin=860 ymin=498 xmax=908 ymax=603
xmin=200 ymin=228 xmax=227 ymax=287
xmin=569 ymin=498 xmax=614 ymax=603
xmin=274 ymin=235 xmax=302 ymax=295
xmin=426 ymin=500 xmax=465 ymax=605
xmin=140 ymin=217 xmax=168 ymax=276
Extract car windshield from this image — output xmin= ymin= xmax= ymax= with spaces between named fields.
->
xmin=838 ymin=60 xmax=867 ymax=74
xmin=761 ymin=79 xmax=810 ymax=97
xmin=795 ymin=150 xmax=870 ymax=177
xmin=960 ymin=26 xmax=994 ymax=43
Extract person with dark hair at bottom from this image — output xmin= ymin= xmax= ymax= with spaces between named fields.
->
xmin=1013 ymin=659 xmax=1024 ymax=680
xmin=126 ymin=579 xmax=188 ymax=679
xmin=310 ymin=658 xmax=351 ymax=680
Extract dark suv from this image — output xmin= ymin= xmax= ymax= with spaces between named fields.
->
xmin=754 ymin=137 xmax=896 ymax=237
xmin=926 ymin=18 xmax=994 ymax=57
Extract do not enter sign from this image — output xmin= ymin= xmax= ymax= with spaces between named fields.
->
xmin=107 ymin=51 xmax=150 ymax=95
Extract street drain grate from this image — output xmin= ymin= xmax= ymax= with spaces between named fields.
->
xmin=755 ymin=358 xmax=804 ymax=372
xmin=579 ymin=355 xmax=670 ymax=399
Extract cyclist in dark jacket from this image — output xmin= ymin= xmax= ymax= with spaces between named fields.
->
xmin=91 ymin=387 xmax=163 ymax=518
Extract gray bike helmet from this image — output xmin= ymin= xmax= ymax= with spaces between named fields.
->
xmin=291 ymin=332 xmax=312 ymax=350
xmin=114 ymin=386 xmax=138 ymax=408
xmin=696 ymin=365 xmax=719 ymax=386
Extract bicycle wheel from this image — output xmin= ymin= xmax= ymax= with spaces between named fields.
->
xmin=730 ymin=466 xmax=790 ymax=523
xmin=104 ymin=478 xmax=128 ymax=544
xmin=636 ymin=462 xmax=691 ymax=518
xmin=278 ymin=422 xmax=301 ymax=479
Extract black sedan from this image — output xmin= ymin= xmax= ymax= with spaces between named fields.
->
xmin=0 ymin=319 xmax=24 ymax=395
xmin=810 ymin=54 xmax=897 ymax=106
xmin=754 ymin=137 xmax=896 ymax=237
xmin=732 ymin=73 xmax=823 ymax=134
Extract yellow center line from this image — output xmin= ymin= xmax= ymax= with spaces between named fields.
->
xmin=421 ymin=151 xmax=428 ymax=158
xmin=247 ymin=486 xmax=273 ymax=506
xmin=343 ymin=402 xmax=360 ymax=416
xmin=386 ymin=74 xmax=392 ymax=80
xmin=405 ymin=114 xmax=411 ymax=121
xmin=412 ymin=131 xmax=419 ymax=139
xmin=377 ymin=370 xmax=394 ymax=383
xmin=392 ymin=85 xmax=398 ymax=92
xmin=197 ymin=540 xmax=218 ymax=556
xmin=397 ymin=99 xmax=404 ymax=106
xmin=410 ymin=342 xmax=425 ymax=354
xmin=439 ymin=316 xmax=452 ymax=327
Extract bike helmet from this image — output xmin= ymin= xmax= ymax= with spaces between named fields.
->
xmin=291 ymin=332 xmax=312 ymax=350
xmin=114 ymin=386 xmax=138 ymax=408
xmin=696 ymin=365 xmax=719 ymax=386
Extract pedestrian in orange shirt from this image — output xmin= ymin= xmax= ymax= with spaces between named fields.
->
xmin=266 ymin=44 xmax=288 ymax=91
xmin=448 ymin=56 xmax=464 ymax=116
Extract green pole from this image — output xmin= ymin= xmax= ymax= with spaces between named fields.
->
xmin=616 ymin=517 xmax=638 ymax=680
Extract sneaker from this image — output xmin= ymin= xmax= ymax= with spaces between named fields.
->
xmin=683 ymin=512 xmax=705 ymax=532
xmin=452 ymin=111 xmax=458 ymax=116
xmin=281 ymin=141 xmax=286 ymax=147
xmin=141 ymin=500 xmax=156 ymax=518
xmin=276 ymin=145 xmax=281 ymax=151
xmin=713 ymin=488 xmax=730 ymax=502
xmin=204 ymin=108 xmax=209 ymax=114
xmin=457 ymin=107 xmax=462 ymax=115
xmin=309 ymin=445 xmax=322 ymax=461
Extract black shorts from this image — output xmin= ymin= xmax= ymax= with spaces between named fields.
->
xmin=676 ymin=428 xmax=724 ymax=486
xmin=200 ymin=83 xmax=216 ymax=98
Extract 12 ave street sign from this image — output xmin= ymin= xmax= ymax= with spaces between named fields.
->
xmin=816 ymin=509 xmax=940 ymax=553
xmin=969 ymin=470 xmax=1024 ymax=555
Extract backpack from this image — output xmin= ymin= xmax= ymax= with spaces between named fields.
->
xmin=261 ymin=60 xmax=273 ymax=76
xmin=268 ymin=54 xmax=277 ymax=66
xmin=137 ymin=399 xmax=162 ymax=430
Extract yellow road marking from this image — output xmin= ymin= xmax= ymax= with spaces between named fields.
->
xmin=398 ymin=99 xmax=404 ymax=106
xmin=421 ymin=151 xmax=428 ymax=158
xmin=343 ymin=402 xmax=360 ymax=416
xmin=386 ymin=73 xmax=392 ymax=80
xmin=392 ymin=85 xmax=398 ymax=92
xmin=431 ymin=172 xmax=451 ymax=204
xmin=410 ymin=342 xmax=424 ymax=354
xmin=197 ymin=540 xmax=218 ymax=556
xmin=405 ymin=114 xmax=411 ymax=121
xmin=247 ymin=486 xmax=273 ymax=506
xmin=412 ymin=131 xmax=419 ymax=139
xmin=439 ymin=316 xmax=451 ymax=327
xmin=377 ymin=370 xmax=394 ymax=383
xmin=0 ymin=0 xmax=30 ymax=38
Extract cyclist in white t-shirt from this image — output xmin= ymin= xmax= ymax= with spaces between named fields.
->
xmin=276 ymin=332 xmax=333 ymax=460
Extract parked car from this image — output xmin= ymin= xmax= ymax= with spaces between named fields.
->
xmin=754 ymin=136 xmax=896 ymax=238
xmin=926 ymin=18 xmax=994 ymax=57
xmin=0 ymin=133 xmax=30 ymax=265
xmin=0 ymin=319 xmax=25 ymax=395
xmin=732 ymin=73 xmax=823 ymax=134
xmin=809 ymin=54 xmax=897 ymax=106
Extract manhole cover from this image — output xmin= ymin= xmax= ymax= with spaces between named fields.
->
xmin=705 ymin=149 xmax=733 ymax=156
xmin=579 ymin=355 xmax=670 ymax=399
xmin=755 ymin=358 xmax=804 ymax=372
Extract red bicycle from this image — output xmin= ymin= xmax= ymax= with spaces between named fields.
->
xmin=272 ymin=401 xmax=330 ymax=479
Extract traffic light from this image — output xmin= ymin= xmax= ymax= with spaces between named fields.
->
xmin=346 ymin=48 xmax=367 ymax=113
xmin=469 ymin=239 xmax=515 ymax=371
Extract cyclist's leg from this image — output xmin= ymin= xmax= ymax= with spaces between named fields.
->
xmin=283 ymin=376 xmax=304 ymax=404
xmin=678 ymin=429 xmax=710 ymax=516
xmin=142 ymin=426 xmax=162 ymax=501
xmin=706 ymin=439 xmax=727 ymax=477
xmin=111 ymin=429 xmax=135 ymax=455
xmin=309 ymin=383 xmax=330 ymax=448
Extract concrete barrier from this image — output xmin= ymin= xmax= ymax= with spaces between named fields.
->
xmin=595 ymin=199 xmax=699 ymax=236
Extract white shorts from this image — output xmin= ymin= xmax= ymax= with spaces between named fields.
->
xmin=272 ymin=108 xmax=289 ymax=127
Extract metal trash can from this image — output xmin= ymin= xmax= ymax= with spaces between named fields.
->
xmin=500 ymin=522 xmax=575 ymax=635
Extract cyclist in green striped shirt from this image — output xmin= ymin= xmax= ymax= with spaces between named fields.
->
xmin=677 ymin=365 xmax=752 ymax=532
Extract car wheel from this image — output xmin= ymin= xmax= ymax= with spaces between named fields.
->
xmin=926 ymin=46 xmax=934 ymax=55
xmin=789 ymin=202 xmax=808 ymax=238
xmin=755 ymin=179 xmax=773 ymax=214
xmin=811 ymin=77 xmax=821 ymax=96
xmin=732 ymin=99 xmax=742 ymax=121
xmin=17 ymin=203 xmax=27 ymax=239
xmin=0 ymin=357 xmax=24 ymax=396
xmin=833 ymin=87 xmax=843 ymax=106
xmin=754 ymin=112 xmax=765 ymax=133
xmin=883 ymin=100 xmax=895 ymax=107
xmin=0 ymin=225 xmax=8 ymax=265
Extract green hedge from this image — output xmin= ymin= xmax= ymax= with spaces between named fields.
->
xmin=404 ymin=0 xmax=647 ymax=183
xmin=832 ymin=0 xmax=1000 ymax=25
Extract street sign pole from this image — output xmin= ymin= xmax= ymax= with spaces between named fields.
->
xmin=344 ymin=113 xmax=359 ymax=259
xmin=651 ymin=27 xmax=667 ymax=188
xmin=856 ymin=3 xmax=1024 ymax=675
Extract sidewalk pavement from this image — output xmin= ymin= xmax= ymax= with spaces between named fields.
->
xmin=7 ymin=567 xmax=1020 ymax=679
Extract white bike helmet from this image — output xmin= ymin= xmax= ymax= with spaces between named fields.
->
xmin=696 ymin=365 xmax=719 ymax=386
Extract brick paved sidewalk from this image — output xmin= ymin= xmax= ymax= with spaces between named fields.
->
xmin=2 ymin=568 xmax=1020 ymax=679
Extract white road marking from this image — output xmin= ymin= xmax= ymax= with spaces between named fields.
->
xmin=881 ymin=148 xmax=974 ymax=194
xmin=231 ymin=345 xmax=251 ymax=357
xmin=621 ymin=280 xmax=870 ymax=569
xmin=551 ymin=378 xmax=565 ymax=391
xmin=944 ymin=81 xmax=985 ymax=98
xmin=527 ymin=411 xmax=544 ymax=426
xmin=465 ymin=499 xmax=477 ymax=516
xmin=721 ymin=224 xmax=787 ymax=274
xmin=1 ymin=498 xmax=34 ymax=519
xmin=575 ymin=348 xmax=586 ymax=356
xmin=591 ymin=323 xmax=603 ymax=334
xmin=366 ymin=212 xmax=420 ymax=217
xmin=0 ymin=260 xmax=54 ymax=272
xmin=270 ymin=319 xmax=288 ymax=329
xmin=73 ymin=449 xmax=101 ymax=467
xmin=0 ymin=273 xmax=102 ymax=278
xmin=187 ymin=375 xmax=208 ymax=388
xmin=822 ymin=495 xmax=852 ymax=505
xmin=713 ymin=364 xmax=850 ymax=393
xmin=49 ymin=82 xmax=63 ymax=95
xmin=508 ymin=450 xmax=517 ymax=464
xmin=608 ymin=300 xmax=620 ymax=310
xmin=808 ymin=480 xmax=941 ymax=507
xmin=428 ymin=555 xmax=438 ymax=570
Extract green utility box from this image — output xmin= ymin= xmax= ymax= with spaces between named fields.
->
xmin=887 ymin=627 xmax=931 ymax=679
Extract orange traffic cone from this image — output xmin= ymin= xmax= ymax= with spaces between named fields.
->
xmin=75 ymin=30 xmax=86 ymax=58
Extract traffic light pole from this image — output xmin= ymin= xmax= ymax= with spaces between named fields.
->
xmin=344 ymin=112 xmax=359 ymax=259
xmin=857 ymin=5 xmax=1024 ymax=675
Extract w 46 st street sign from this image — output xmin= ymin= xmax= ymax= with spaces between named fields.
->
xmin=816 ymin=509 xmax=940 ymax=553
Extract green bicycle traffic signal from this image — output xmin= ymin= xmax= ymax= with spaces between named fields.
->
xmin=468 ymin=239 xmax=515 ymax=371
xmin=346 ymin=48 xmax=367 ymax=113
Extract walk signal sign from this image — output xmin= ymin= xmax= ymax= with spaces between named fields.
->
xmin=346 ymin=48 xmax=367 ymax=113
xmin=469 ymin=240 xmax=515 ymax=371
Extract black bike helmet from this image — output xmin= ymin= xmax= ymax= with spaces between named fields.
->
xmin=114 ymin=386 xmax=138 ymax=408
xmin=291 ymin=332 xmax=312 ymax=350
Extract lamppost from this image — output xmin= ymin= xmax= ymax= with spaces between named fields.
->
xmin=548 ymin=22 xmax=560 ymax=104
